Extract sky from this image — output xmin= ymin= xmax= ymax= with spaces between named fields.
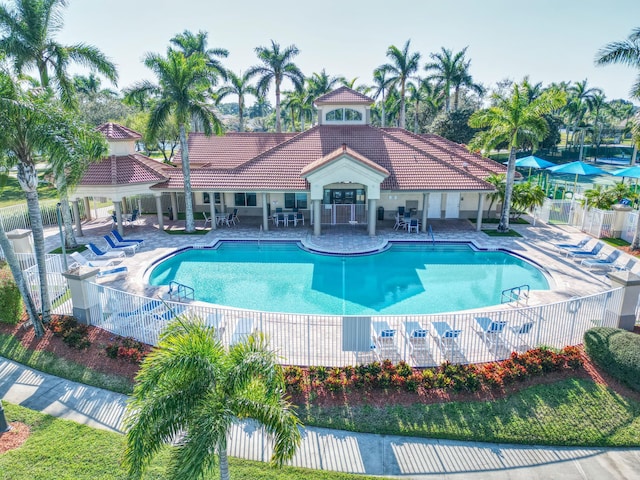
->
xmin=51 ymin=0 xmax=640 ymax=104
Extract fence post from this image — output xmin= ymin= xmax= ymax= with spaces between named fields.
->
xmin=607 ymin=270 xmax=640 ymax=331
xmin=6 ymin=229 xmax=33 ymax=254
xmin=62 ymin=266 xmax=100 ymax=324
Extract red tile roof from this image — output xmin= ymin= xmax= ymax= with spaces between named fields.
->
xmin=152 ymin=125 xmax=504 ymax=192
xmin=79 ymin=154 xmax=170 ymax=186
xmin=314 ymin=86 xmax=374 ymax=106
xmin=301 ymin=144 xmax=390 ymax=177
xmin=180 ymin=132 xmax=298 ymax=168
xmin=97 ymin=123 xmax=142 ymax=140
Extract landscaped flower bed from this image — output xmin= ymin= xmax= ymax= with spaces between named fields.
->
xmin=283 ymin=347 xmax=583 ymax=397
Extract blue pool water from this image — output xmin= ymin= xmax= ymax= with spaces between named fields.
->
xmin=148 ymin=242 xmax=549 ymax=315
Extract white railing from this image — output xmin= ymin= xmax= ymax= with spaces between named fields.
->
xmin=320 ymin=204 xmax=367 ymax=225
xmin=0 ymin=199 xmax=96 ymax=232
xmin=622 ymin=211 xmax=638 ymax=244
xmin=21 ymin=254 xmax=71 ymax=315
xmin=582 ymin=208 xmax=615 ymax=238
xmin=84 ymin=283 xmax=623 ymax=367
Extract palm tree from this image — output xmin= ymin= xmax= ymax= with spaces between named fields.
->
xmin=129 ymin=49 xmax=223 ymax=233
xmin=0 ymin=0 xmax=118 ymax=107
xmin=282 ymin=88 xmax=312 ymax=131
xmin=424 ymin=47 xmax=468 ymax=112
xmin=247 ymin=41 xmax=304 ymax=133
xmin=469 ymin=82 xmax=566 ymax=232
xmin=449 ymin=49 xmax=483 ymax=110
xmin=306 ymin=69 xmax=342 ymax=124
xmin=0 ymin=74 xmax=108 ymax=328
xmin=216 ymin=71 xmax=256 ymax=132
xmin=566 ymin=80 xmax=602 ymax=150
xmin=596 ymin=27 xmax=640 ymax=99
xmin=371 ymin=67 xmax=393 ymax=127
xmin=124 ymin=318 xmax=301 ymax=480
xmin=406 ymin=79 xmax=425 ymax=133
xmin=169 ymin=29 xmax=228 ymax=83
xmin=482 ymin=173 xmax=506 ymax=220
xmin=512 ymin=182 xmax=546 ymax=219
xmin=379 ymin=40 xmax=421 ymax=129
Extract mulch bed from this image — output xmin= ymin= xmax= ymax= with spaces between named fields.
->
xmin=0 ymin=422 xmax=30 ymax=454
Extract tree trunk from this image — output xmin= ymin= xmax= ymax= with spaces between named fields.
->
xmin=454 ymin=86 xmax=460 ymax=111
xmin=578 ymin=130 xmax=585 ymax=161
xmin=399 ymin=82 xmax=406 ymax=130
xmin=238 ymin=98 xmax=244 ymax=133
xmin=179 ymin=124 xmax=196 ymax=233
xmin=498 ymin=146 xmax=517 ymax=232
xmin=218 ymin=444 xmax=230 ymax=480
xmin=414 ymin=100 xmax=419 ymax=133
xmin=275 ymin=80 xmax=282 ymax=133
xmin=56 ymin=174 xmax=77 ymax=248
xmin=381 ymin=90 xmax=386 ymax=128
xmin=0 ymin=223 xmax=44 ymax=336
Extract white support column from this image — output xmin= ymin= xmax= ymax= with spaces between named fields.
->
xmin=476 ymin=193 xmax=485 ymax=232
xmin=155 ymin=194 xmax=164 ymax=231
xmin=72 ymin=199 xmax=83 ymax=236
xmin=262 ymin=193 xmax=269 ymax=232
xmin=83 ymin=197 xmax=91 ymax=221
xmin=219 ymin=193 xmax=226 ymax=214
xmin=170 ymin=192 xmax=178 ymax=221
xmin=421 ymin=192 xmax=429 ymax=232
xmin=209 ymin=191 xmax=217 ymax=230
xmin=313 ymin=199 xmax=321 ymax=236
xmin=113 ymin=200 xmax=124 ymax=236
xmin=368 ymin=199 xmax=376 ymax=236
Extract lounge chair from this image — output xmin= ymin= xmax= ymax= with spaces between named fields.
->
xmin=404 ymin=321 xmax=429 ymax=361
xmin=566 ymin=242 xmax=603 ymax=259
xmin=152 ymin=304 xmax=186 ymax=323
xmin=232 ymin=208 xmax=239 ymax=223
xmin=231 ymin=317 xmax=255 ymax=345
xmin=510 ymin=321 xmax=534 ymax=352
xmin=115 ymin=299 xmax=163 ymax=319
xmin=103 ymin=235 xmax=139 ymax=255
xmin=581 ymin=250 xmax=621 ymax=269
xmin=97 ymin=266 xmax=128 ymax=278
xmin=203 ymin=211 xmax=212 ymax=227
xmin=371 ymin=320 xmax=398 ymax=359
xmin=69 ymin=251 xmax=117 ymax=268
xmin=87 ymin=243 xmax=126 ymax=259
xmin=431 ymin=321 xmax=463 ymax=359
xmin=111 ymin=230 xmax=144 ymax=246
xmin=475 ymin=317 xmax=507 ymax=350
xmin=554 ymin=237 xmax=590 ymax=251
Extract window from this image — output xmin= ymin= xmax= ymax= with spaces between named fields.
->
xmin=325 ymin=108 xmax=362 ymax=122
xmin=203 ymin=192 xmax=221 ymax=204
xmin=284 ymin=193 xmax=308 ymax=209
xmin=234 ymin=192 xmax=257 ymax=207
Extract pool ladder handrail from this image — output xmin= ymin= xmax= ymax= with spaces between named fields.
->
xmin=501 ymin=284 xmax=530 ymax=307
xmin=168 ymin=280 xmax=195 ymax=302
xmin=428 ymin=224 xmax=435 ymax=245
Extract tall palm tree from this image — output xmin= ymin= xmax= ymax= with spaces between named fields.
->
xmin=247 ymin=41 xmax=304 ymax=133
xmin=566 ymin=80 xmax=602 ymax=149
xmin=379 ymin=40 xmax=421 ymax=129
xmin=282 ymin=88 xmax=312 ymax=131
xmin=0 ymin=0 xmax=118 ymax=107
xmin=596 ymin=27 xmax=640 ymax=99
xmin=406 ymin=79 xmax=426 ymax=133
xmin=469 ymin=82 xmax=566 ymax=232
xmin=449 ymin=50 xmax=483 ymax=110
xmin=216 ymin=71 xmax=256 ymax=132
xmin=124 ymin=318 xmax=301 ymax=480
xmin=371 ymin=67 xmax=393 ymax=127
xmin=306 ymin=69 xmax=342 ymax=124
xmin=0 ymin=74 xmax=108 ymax=328
xmin=169 ymin=29 xmax=228 ymax=83
xmin=129 ymin=49 xmax=223 ymax=233
xmin=424 ymin=47 xmax=468 ymax=113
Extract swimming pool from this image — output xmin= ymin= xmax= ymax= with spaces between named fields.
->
xmin=148 ymin=242 xmax=549 ymax=315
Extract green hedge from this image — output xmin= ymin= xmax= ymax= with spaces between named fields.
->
xmin=584 ymin=327 xmax=640 ymax=391
xmin=0 ymin=261 xmax=22 ymax=324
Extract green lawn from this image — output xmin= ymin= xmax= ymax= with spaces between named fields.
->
xmin=482 ymin=229 xmax=522 ymax=237
xmin=299 ymin=378 xmax=640 ymax=447
xmin=0 ymin=172 xmax=58 ymax=208
xmin=0 ymin=403 xmax=380 ymax=480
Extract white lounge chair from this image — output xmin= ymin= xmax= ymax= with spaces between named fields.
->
xmin=431 ymin=321 xmax=463 ymax=360
xmin=70 ymin=251 xmax=118 ymax=268
xmin=581 ymin=250 xmax=620 ymax=269
xmin=475 ymin=317 xmax=507 ymax=350
xmin=231 ymin=317 xmax=255 ymax=345
xmin=404 ymin=321 xmax=429 ymax=362
xmin=371 ymin=320 xmax=398 ymax=360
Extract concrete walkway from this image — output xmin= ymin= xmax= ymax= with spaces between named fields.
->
xmin=1 ymin=357 xmax=639 ymax=479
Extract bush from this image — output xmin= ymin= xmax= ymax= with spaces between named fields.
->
xmin=49 ymin=316 xmax=91 ymax=350
xmin=105 ymin=337 xmax=147 ymax=364
xmin=584 ymin=327 xmax=640 ymax=391
xmin=0 ymin=262 xmax=22 ymax=325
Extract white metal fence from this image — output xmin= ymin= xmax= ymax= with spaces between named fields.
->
xmin=19 ymin=253 xmax=71 ymax=315
xmin=622 ymin=211 xmax=638 ymax=244
xmin=582 ymin=208 xmax=615 ymax=238
xmin=0 ymin=200 xmax=96 ymax=232
xmin=320 ymin=204 xmax=367 ymax=225
xmin=85 ymin=283 xmax=623 ymax=367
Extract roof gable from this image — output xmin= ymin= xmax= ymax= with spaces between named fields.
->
xmin=301 ymin=144 xmax=390 ymax=177
xmin=97 ymin=122 xmax=142 ymax=140
xmin=314 ymin=86 xmax=374 ymax=106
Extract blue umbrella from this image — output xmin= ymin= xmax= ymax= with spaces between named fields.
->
xmin=611 ymin=166 xmax=640 ymax=179
xmin=513 ymin=155 xmax=555 ymax=169
xmin=546 ymin=161 xmax=609 ymax=196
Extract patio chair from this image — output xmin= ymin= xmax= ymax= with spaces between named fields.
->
xmin=408 ymin=219 xmax=419 ymax=233
xmin=295 ymin=212 xmax=305 ymax=225
xmin=371 ymin=320 xmax=398 ymax=359
xmin=475 ymin=317 xmax=507 ymax=350
xmin=509 ymin=321 xmax=535 ymax=352
xmin=393 ymin=214 xmax=402 ymax=230
xmin=554 ymin=237 xmax=590 ymax=251
xmin=566 ymin=242 xmax=603 ymax=259
xmin=103 ymin=235 xmax=139 ymax=255
xmin=223 ymin=213 xmax=236 ymax=227
xmin=152 ymin=304 xmax=186 ymax=323
xmin=87 ymin=243 xmax=126 ymax=259
xmin=111 ymin=230 xmax=144 ymax=246
xmin=397 ymin=206 xmax=405 ymax=216
xmin=115 ymin=299 xmax=163 ymax=319
xmin=69 ymin=251 xmax=118 ymax=268
xmin=431 ymin=321 xmax=463 ymax=359
xmin=232 ymin=208 xmax=239 ymax=223
xmin=404 ymin=321 xmax=429 ymax=361
xmin=581 ymin=250 xmax=621 ymax=269
xmin=285 ymin=213 xmax=296 ymax=226
xmin=273 ymin=213 xmax=285 ymax=226
xmin=203 ymin=211 xmax=212 ymax=227
xmin=275 ymin=207 xmax=283 ymax=213
xmin=231 ymin=317 xmax=255 ymax=345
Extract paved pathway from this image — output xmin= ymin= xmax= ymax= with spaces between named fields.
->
xmin=1 ymin=357 xmax=639 ymax=479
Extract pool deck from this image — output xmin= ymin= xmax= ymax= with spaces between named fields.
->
xmin=44 ymin=214 xmax=628 ymax=308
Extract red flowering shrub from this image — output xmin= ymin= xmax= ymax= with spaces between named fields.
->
xmin=49 ymin=316 xmax=91 ymax=350
xmin=105 ymin=337 xmax=147 ymax=364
